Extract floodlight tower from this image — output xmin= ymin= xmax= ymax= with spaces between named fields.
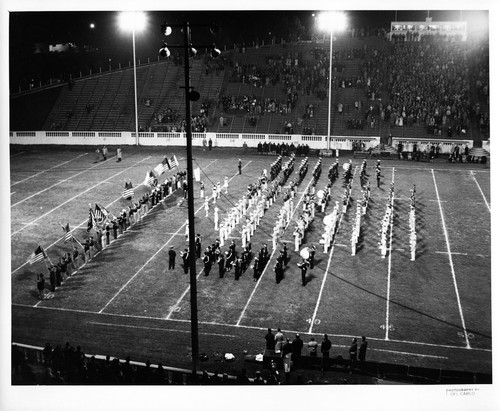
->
xmin=119 ymin=11 xmax=147 ymax=145
xmin=159 ymin=22 xmax=220 ymax=381
xmin=317 ymin=11 xmax=347 ymax=151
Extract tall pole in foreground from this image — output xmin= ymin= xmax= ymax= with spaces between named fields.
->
xmin=327 ymin=29 xmax=333 ymax=151
xmin=183 ymin=21 xmax=199 ymax=380
xmin=132 ymin=28 xmax=140 ymax=145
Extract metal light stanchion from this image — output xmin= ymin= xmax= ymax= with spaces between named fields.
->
xmin=182 ymin=21 xmax=200 ymax=381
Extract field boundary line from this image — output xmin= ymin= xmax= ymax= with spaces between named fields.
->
xmin=236 ymin=174 xmax=316 ymax=327
xmin=469 ymin=171 xmax=490 ymax=212
xmin=307 ymin=166 xmax=359 ymax=334
xmin=11 ymin=303 xmax=492 ymax=353
xmin=431 ymin=169 xmax=470 ymax=349
xmin=12 ymin=303 xmax=492 ymax=352
xmin=98 ymin=159 xmax=222 ymax=314
xmin=384 ymin=167 xmax=396 ymax=340
xmin=87 ymin=321 xmax=237 ymax=338
xmin=11 ymin=153 xmax=88 ymax=187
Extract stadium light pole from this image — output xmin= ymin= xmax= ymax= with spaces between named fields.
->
xmin=159 ymin=21 xmax=220 ymax=382
xmin=318 ymin=11 xmax=347 ymax=151
xmin=119 ymin=11 xmax=147 ymax=145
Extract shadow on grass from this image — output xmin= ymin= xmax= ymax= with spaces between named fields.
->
xmin=317 ymin=261 xmax=491 ymax=340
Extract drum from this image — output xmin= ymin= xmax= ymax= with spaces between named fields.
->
xmin=316 ymin=189 xmax=325 ymax=200
xmin=299 ymin=247 xmax=310 ymax=260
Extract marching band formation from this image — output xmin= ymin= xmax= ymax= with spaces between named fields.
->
xmin=30 ymin=152 xmax=420 ymax=299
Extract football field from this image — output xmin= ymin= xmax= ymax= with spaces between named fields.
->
xmin=9 ymin=145 xmax=492 ymax=376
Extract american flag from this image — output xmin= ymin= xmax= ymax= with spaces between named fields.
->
xmin=122 ymin=187 xmax=134 ymax=199
xmin=29 ymin=245 xmax=47 ymax=265
xmin=153 ymin=163 xmax=164 ymax=177
xmin=161 ymin=157 xmax=170 ymax=173
xmin=168 ymin=155 xmax=179 ymax=169
xmin=61 ymin=223 xmax=72 ymax=242
xmin=94 ymin=203 xmax=115 ymax=225
xmin=143 ymin=170 xmax=155 ymax=187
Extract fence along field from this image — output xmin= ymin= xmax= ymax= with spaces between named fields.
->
xmin=10 ymin=146 xmax=491 ymax=374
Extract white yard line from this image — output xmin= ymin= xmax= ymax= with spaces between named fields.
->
xmin=11 ymin=155 xmax=110 ymax=207
xmin=165 ymin=268 xmax=205 ymax=320
xmin=99 ymin=160 xmax=251 ymax=315
xmin=308 ymin=166 xmax=358 ymax=334
xmin=10 ymin=151 xmax=25 ymax=158
xmin=236 ymin=175 xmax=315 ymax=327
xmin=87 ymin=321 xmax=236 ymax=338
xmin=384 ymin=167 xmax=396 ymax=340
xmin=431 ymin=169 xmax=470 ymax=349
xmin=470 ymin=171 xmax=491 ymax=212
xmin=10 ymin=156 xmax=151 ymax=237
xmin=12 ymin=302 xmax=492 ymax=353
xmin=11 ymin=153 xmax=88 ymax=187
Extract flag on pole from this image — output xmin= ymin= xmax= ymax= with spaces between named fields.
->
xmin=194 ymin=167 xmax=201 ymax=182
xmin=95 ymin=203 xmax=115 ymax=226
xmin=61 ymin=223 xmax=72 ymax=242
xmin=29 ymin=245 xmax=47 ymax=265
xmin=71 ymin=234 xmax=85 ymax=250
xmin=87 ymin=208 xmax=95 ymax=232
xmin=122 ymin=181 xmax=134 ymax=199
xmin=153 ymin=163 xmax=164 ymax=177
xmin=169 ymin=155 xmax=179 ymax=169
xmin=161 ymin=157 xmax=170 ymax=174
xmin=122 ymin=187 xmax=134 ymax=199
xmin=143 ymin=170 xmax=155 ymax=187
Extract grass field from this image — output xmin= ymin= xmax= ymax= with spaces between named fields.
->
xmin=9 ymin=145 xmax=492 ymax=377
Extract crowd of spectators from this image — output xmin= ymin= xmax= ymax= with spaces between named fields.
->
xmin=257 ymin=141 xmax=310 ymax=156
xmin=219 ymin=94 xmax=292 ymax=116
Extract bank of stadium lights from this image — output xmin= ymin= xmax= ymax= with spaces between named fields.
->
xmin=159 ymin=22 xmax=221 ymax=60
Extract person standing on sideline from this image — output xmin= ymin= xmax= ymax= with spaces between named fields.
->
xmin=349 ymin=337 xmax=358 ymax=371
xmin=204 ymin=196 xmax=210 ymax=217
xmin=282 ymin=338 xmax=293 ymax=383
xmin=238 ymin=158 xmax=242 ymax=174
xmin=102 ymin=145 xmax=108 ymax=160
xmin=168 ymin=246 xmax=176 ymax=270
xmin=208 ymin=137 xmax=213 ymax=150
xmin=320 ymin=334 xmax=332 ymax=371
xmin=265 ymin=328 xmax=275 ymax=351
xmin=358 ymin=336 xmax=368 ymax=370
xmin=37 ymin=273 xmax=45 ymax=300
xmin=291 ymin=334 xmax=304 ymax=370
xmin=116 ymin=147 xmax=122 ymax=162
xmin=200 ymin=181 xmax=205 ymax=198
xmin=308 ymin=337 xmax=318 ymax=357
